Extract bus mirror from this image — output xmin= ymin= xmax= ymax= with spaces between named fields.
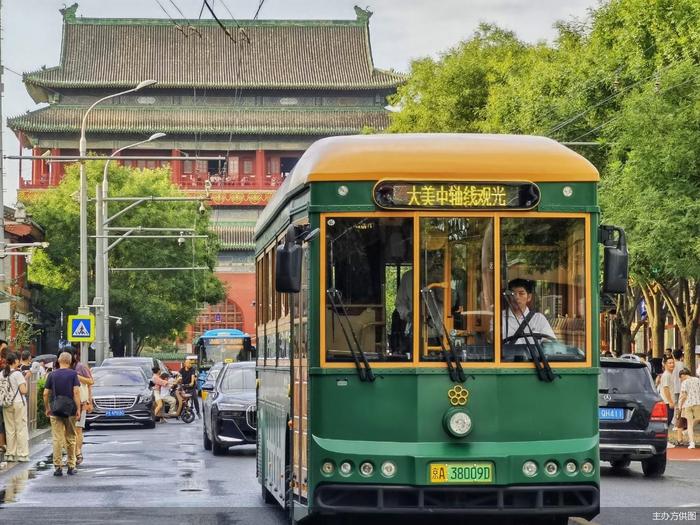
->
xmin=600 ymin=225 xmax=628 ymax=294
xmin=276 ymin=240 xmax=303 ymax=293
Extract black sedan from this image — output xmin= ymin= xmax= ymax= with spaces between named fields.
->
xmin=86 ymin=366 xmax=156 ymax=429
xmin=202 ymin=362 xmax=256 ymax=455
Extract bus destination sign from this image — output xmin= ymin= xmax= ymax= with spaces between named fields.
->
xmin=373 ymin=181 xmax=540 ymax=210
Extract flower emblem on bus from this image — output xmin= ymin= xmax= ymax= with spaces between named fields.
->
xmin=448 ymin=385 xmax=469 ymax=406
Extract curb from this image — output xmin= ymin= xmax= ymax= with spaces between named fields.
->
xmin=0 ymin=426 xmax=52 ymax=478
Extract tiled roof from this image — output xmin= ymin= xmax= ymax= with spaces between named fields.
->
xmin=8 ymin=105 xmax=390 ymax=135
xmin=23 ymin=8 xmax=404 ymax=91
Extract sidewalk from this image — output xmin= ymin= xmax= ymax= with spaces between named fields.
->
xmin=667 ymin=445 xmax=700 ymax=461
xmin=0 ymin=426 xmax=51 ymax=475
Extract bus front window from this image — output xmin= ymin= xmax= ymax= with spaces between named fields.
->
xmin=419 ymin=218 xmax=494 ymax=362
xmin=325 ymin=217 xmax=413 ymax=362
xmin=500 ymin=217 xmax=587 ymax=362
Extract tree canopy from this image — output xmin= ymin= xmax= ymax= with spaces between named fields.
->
xmin=387 ymin=0 xmax=700 ymax=365
xmin=27 ymin=161 xmax=225 ymax=349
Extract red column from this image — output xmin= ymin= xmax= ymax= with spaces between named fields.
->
xmin=255 ymin=149 xmax=265 ymax=188
xmin=31 ymin=147 xmax=42 ymax=186
xmin=171 ymin=149 xmax=182 ymax=186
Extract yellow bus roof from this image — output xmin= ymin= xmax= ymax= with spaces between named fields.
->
xmin=256 ymin=134 xmax=599 ymax=237
xmin=289 ymin=134 xmax=599 ymax=188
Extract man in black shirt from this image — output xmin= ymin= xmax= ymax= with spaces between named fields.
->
xmin=178 ymin=358 xmax=200 ymax=418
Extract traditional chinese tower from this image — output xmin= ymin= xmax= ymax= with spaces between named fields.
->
xmin=8 ymin=4 xmax=402 ymax=341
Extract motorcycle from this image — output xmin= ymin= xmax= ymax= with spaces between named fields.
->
xmin=177 ymin=385 xmax=196 ymax=424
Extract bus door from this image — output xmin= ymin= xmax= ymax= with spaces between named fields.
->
xmin=291 ymin=244 xmax=309 ymax=502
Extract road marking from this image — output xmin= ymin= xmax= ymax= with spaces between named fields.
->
xmin=677 ymin=503 xmax=700 ymax=508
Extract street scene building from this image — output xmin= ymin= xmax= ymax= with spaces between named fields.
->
xmin=8 ymin=3 xmax=402 ymax=341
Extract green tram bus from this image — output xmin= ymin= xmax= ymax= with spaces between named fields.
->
xmin=254 ymin=134 xmax=627 ymax=523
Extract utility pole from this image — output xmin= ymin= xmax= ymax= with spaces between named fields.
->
xmin=0 ymin=0 xmax=6 ymax=267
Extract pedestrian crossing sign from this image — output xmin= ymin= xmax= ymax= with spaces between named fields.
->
xmin=67 ymin=314 xmax=95 ymax=342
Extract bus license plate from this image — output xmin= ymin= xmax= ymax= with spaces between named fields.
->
xmin=599 ymin=407 xmax=625 ymax=420
xmin=429 ymin=462 xmax=494 ymax=484
xmin=106 ymin=410 xmax=125 ymax=417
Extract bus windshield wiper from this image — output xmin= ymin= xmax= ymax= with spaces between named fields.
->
xmin=421 ymin=287 xmax=466 ymax=383
xmin=502 ymin=291 xmax=555 ymax=382
xmin=326 ymin=289 xmax=375 ymax=382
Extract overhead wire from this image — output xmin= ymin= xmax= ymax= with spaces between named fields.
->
xmin=547 ymin=61 xmax=677 ymax=138
xmin=152 ymin=0 xmax=186 ymax=35
xmin=167 ymin=0 xmax=203 ymax=38
xmin=201 ymin=0 xmax=237 ymax=43
xmin=567 ymin=70 xmax=699 ymax=143
xmin=217 ymin=0 xmax=252 ymax=43
xmin=253 ymin=0 xmax=266 ymax=19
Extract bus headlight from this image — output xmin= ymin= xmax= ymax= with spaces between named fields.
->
xmin=321 ymin=461 xmax=335 ymax=475
xmin=544 ymin=461 xmax=559 ymax=476
xmin=581 ymin=460 xmax=594 ymax=475
xmin=443 ymin=409 xmax=472 ymax=438
xmin=359 ymin=462 xmax=374 ymax=477
xmin=339 ymin=461 xmax=353 ymax=476
xmin=522 ymin=461 xmax=538 ymax=477
xmin=381 ymin=461 xmax=397 ymax=478
xmin=565 ymin=461 xmax=578 ymax=475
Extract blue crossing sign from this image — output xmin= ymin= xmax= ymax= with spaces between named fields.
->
xmin=67 ymin=314 xmax=95 ymax=342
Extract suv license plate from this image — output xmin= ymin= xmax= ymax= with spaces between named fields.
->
xmin=429 ymin=462 xmax=494 ymax=484
xmin=106 ymin=410 xmax=125 ymax=417
xmin=599 ymin=407 xmax=625 ymax=420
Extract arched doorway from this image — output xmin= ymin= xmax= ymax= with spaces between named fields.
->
xmin=193 ymin=299 xmax=244 ymax=340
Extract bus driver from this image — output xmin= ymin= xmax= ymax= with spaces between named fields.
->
xmin=502 ymin=278 xmax=556 ymax=344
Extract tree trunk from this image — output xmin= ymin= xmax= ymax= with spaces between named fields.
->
xmin=679 ymin=324 xmax=697 ymax=374
xmin=641 ymin=283 xmax=666 ymax=358
xmin=613 ymin=284 xmax=643 ymax=355
xmin=658 ymin=278 xmax=699 ymax=373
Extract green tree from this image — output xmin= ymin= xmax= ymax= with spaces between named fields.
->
xmin=388 ymin=24 xmax=529 ymax=133
xmin=600 ymin=60 xmax=700 ymax=370
xmin=27 ymin=161 xmax=224 ymax=353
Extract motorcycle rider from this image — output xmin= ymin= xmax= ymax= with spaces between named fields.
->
xmin=178 ymin=358 xmax=200 ymax=419
xmin=159 ymin=372 xmax=178 ymax=418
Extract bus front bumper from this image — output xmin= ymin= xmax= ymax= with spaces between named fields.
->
xmin=314 ymin=483 xmax=599 ymax=519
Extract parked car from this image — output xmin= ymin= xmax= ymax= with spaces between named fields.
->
xmin=101 ymin=357 xmax=172 ymax=379
xmin=86 ymin=366 xmax=156 ymax=429
xmin=202 ymin=362 xmax=256 ymax=455
xmin=200 ymin=362 xmax=224 ymax=400
xmin=599 ymin=357 xmax=668 ymax=477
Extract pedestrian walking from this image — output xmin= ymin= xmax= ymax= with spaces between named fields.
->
xmin=678 ymin=368 xmax=700 ymax=449
xmin=70 ymin=350 xmax=93 ymax=465
xmin=0 ymin=352 xmax=29 ymax=462
xmin=19 ymin=350 xmax=33 ymax=383
xmin=658 ymin=356 xmax=679 ymax=447
xmin=43 ymin=351 xmax=80 ymax=476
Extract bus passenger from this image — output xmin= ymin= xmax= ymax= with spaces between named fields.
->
xmin=502 ymin=278 xmax=556 ymax=343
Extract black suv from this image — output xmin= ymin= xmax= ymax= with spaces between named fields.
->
xmin=599 ymin=357 xmax=668 ymax=477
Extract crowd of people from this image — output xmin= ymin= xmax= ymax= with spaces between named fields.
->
xmin=655 ymin=349 xmax=700 ymax=449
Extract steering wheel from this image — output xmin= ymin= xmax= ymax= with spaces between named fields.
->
xmin=502 ymin=332 xmax=557 ymax=345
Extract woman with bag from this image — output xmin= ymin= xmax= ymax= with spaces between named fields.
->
xmin=1 ymin=352 xmax=29 ymax=462
xmin=69 ymin=350 xmax=93 ymax=465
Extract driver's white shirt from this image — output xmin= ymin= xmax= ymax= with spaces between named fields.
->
xmin=502 ymin=307 xmax=556 ymax=344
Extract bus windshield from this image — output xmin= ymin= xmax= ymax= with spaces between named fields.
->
xmin=199 ymin=338 xmax=248 ymax=366
xmin=324 ymin=214 xmax=587 ymax=364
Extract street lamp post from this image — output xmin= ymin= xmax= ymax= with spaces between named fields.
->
xmin=78 ymin=79 xmax=157 ymax=363
xmin=95 ymin=133 xmax=166 ymax=364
